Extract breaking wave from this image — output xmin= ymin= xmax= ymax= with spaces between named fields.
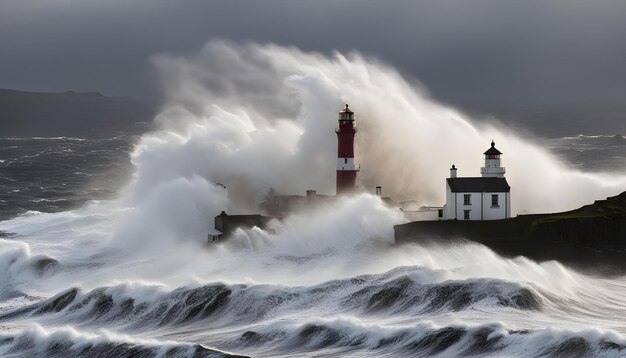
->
xmin=1 ymin=42 xmax=626 ymax=356
xmin=1 ymin=266 xmax=543 ymax=330
xmin=0 ymin=324 xmax=242 ymax=358
xmin=0 ymin=240 xmax=58 ymax=300
xmin=229 ymin=319 xmax=626 ymax=357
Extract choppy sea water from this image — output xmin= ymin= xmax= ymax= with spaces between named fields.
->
xmin=0 ymin=136 xmax=133 ymax=221
xmin=0 ymin=134 xmax=625 ymax=357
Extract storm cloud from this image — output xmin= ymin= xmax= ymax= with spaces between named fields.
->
xmin=1 ymin=1 xmax=625 ymax=120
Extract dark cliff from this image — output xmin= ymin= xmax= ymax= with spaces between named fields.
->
xmin=395 ymin=191 xmax=626 ymax=274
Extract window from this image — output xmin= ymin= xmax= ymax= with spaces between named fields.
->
xmin=344 ymin=158 xmax=348 ymax=164
xmin=491 ymin=194 xmax=499 ymax=207
xmin=463 ymin=194 xmax=471 ymax=205
xmin=464 ymin=210 xmax=470 ymax=220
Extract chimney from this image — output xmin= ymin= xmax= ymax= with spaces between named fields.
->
xmin=375 ymin=186 xmax=382 ymax=197
xmin=450 ymin=164 xmax=457 ymax=178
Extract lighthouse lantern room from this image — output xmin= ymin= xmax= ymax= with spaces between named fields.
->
xmin=336 ymin=104 xmax=359 ymax=194
xmin=480 ymin=140 xmax=506 ymax=178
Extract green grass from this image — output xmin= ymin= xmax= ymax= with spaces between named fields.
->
xmin=529 ymin=206 xmax=625 ymax=233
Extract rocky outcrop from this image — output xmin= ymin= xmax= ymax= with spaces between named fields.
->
xmin=394 ymin=191 xmax=626 ymax=274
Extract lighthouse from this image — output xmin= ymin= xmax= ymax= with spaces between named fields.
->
xmin=336 ymin=104 xmax=359 ymax=194
xmin=442 ymin=140 xmax=511 ymax=220
xmin=480 ymin=140 xmax=506 ymax=178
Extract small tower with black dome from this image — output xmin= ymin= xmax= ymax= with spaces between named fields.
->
xmin=481 ymin=140 xmax=505 ymax=178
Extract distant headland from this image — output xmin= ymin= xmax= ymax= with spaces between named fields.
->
xmin=0 ymin=88 xmax=155 ymax=138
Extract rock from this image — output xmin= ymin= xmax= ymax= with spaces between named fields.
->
xmin=394 ymin=191 xmax=626 ymax=275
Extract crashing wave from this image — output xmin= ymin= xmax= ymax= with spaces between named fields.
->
xmin=230 ymin=319 xmax=626 ymax=357
xmin=0 ymin=267 xmax=543 ymax=329
xmin=0 ymin=240 xmax=59 ymax=300
xmin=0 ymin=324 xmax=245 ymax=358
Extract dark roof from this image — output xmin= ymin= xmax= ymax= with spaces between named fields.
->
xmin=447 ymin=177 xmax=510 ymax=193
xmin=484 ymin=141 xmax=502 ymax=155
xmin=339 ymin=104 xmax=353 ymax=114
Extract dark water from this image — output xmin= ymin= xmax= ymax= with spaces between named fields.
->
xmin=536 ymin=134 xmax=626 ymax=173
xmin=0 ymin=134 xmax=625 ymax=357
xmin=0 ymin=136 xmax=134 ymax=221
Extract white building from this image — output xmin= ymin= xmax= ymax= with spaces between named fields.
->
xmin=442 ymin=141 xmax=511 ymax=220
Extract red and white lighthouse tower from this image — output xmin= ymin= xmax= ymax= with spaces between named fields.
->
xmin=336 ymin=104 xmax=359 ymax=194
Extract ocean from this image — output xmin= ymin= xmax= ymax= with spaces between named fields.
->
xmin=2 ymin=41 xmax=626 ymax=357
xmin=0 ymin=134 xmax=625 ymax=357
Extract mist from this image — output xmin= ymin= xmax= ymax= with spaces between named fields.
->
xmin=1 ymin=40 xmax=624 ymax=296
xmin=127 ymin=41 xmax=626 ymax=219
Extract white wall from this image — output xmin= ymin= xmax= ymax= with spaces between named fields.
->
xmin=506 ymin=192 xmax=511 ymax=218
xmin=443 ymin=182 xmax=455 ymax=219
xmin=403 ymin=209 xmax=440 ymax=221
xmin=480 ymin=165 xmax=505 ymax=177
xmin=455 ymin=192 xmax=482 ymax=220
xmin=481 ymin=192 xmax=509 ymax=220
xmin=443 ymin=186 xmax=510 ymax=220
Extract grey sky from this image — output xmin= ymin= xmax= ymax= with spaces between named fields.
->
xmin=1 ymin=0 xmax=625 ymax=107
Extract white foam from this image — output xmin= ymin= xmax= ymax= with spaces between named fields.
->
xmin=1 ymin=43 xmax=625 ymax=353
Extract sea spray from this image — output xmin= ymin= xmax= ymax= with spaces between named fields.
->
xmin=141 ymin=41 xmax=626 ymax=216
xmin=1 ymin=42 xmax=621 ymax=290
xmin=0 ymin=42 xmax=625 ymax=357
xmin=0 ymin=240 xmax=58 ymax=299
xmin=0 ymin=323 xmax=234 ymax=358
